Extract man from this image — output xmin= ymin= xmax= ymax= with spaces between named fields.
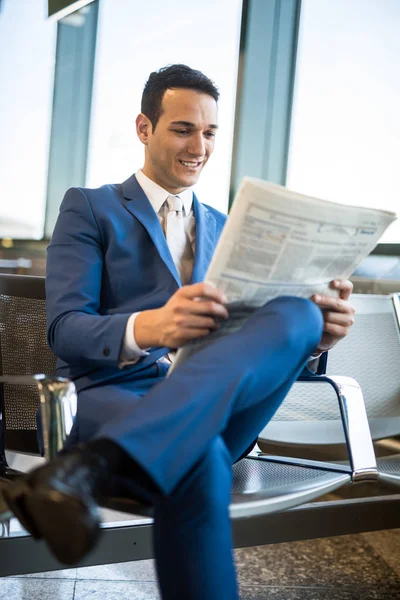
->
xmin=4 ymin=65 xmax=355 ymax=599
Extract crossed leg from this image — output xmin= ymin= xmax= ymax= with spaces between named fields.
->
xmin=89 ymin=297 xmax=323 ymax=599
xmin=95 ymin=296 xmax=323 ymax=487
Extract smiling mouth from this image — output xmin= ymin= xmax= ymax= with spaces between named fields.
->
xmin=179 ymin=160 xmax=203 ymax=168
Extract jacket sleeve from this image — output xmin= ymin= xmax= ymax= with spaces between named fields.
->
xmin=46 ymin=187 xmax=131 ymax=368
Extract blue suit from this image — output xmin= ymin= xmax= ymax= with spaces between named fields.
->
xmin=47 ymin=173 xmax=324 ymax=600
xmin=47 ymin=173 xmax=225 ymax=389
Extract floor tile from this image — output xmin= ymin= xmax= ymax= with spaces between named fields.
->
xmin=235 ymin=534 xmax=400 ymax=589
xmin=76 ymin=559 xmax=156 ymax=581
xmin=239 ymin=586 xmax=400 ymax=599
xmin=0 ymin=578 xmax=75 ymax=600
xmin=74 ymin=580 xmax=160 ymax=600
xmin=11 ymin=568 xmax=77 ymax=579
xmin=362 ymin=529 xmax=400 ymax=576
xmin=5 ymin=530 xmax=400 ymax=600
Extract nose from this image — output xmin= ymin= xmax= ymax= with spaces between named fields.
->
xmin=187 ymin=132 xmax=206 ymax=158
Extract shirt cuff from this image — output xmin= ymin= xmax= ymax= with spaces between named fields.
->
xmin=119 ymin=312 xmax=149 ymax=368
xmin=309 ymin=352 xmax=322 ymax=361
xmin=306 ymin=352 xmax=322 ymax=374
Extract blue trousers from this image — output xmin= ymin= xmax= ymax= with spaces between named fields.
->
xmin=84 ymin=297 xmax=323 ymax=599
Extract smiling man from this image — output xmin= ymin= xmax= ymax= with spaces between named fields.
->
xmin=4 ymin=65 xmax=355 ymax=600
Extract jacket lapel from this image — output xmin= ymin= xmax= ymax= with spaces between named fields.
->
xmin=121 ymin=174 xmax=181 ymax=286
xmin=121 ymin=175 xmax=217 ymax=286
xmin=191 ymin=194 xmax=217 ymax=283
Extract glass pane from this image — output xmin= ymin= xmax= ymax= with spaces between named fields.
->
xmin=44 ymin=2 xmax=99 ymax=238
xmin=0 ymin=0 xmax=57 ymax=239
xmin=287 ymin=0 xmax=400 ymax=242
xmin=86 ymin=0 xmax=243 ymax=215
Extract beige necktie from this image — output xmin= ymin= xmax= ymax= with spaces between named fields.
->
xmin=166 ymin=195 xmax=193 ymax=284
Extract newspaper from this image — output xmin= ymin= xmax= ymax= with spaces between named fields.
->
xmin=169 ymin=176 xmax=397 ymax=372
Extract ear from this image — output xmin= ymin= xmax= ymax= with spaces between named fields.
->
xmin=136 ymin=113 xmax=152 ymax=144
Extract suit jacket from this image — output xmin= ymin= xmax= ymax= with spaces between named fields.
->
xmin=46 ymin=173 xmax=227 ymax=392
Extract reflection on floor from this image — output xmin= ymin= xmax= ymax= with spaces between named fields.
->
xmin=1 ymin=529 xmax=400 ymax=599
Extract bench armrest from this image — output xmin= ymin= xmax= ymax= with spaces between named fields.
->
xmin=297 ymin=374 xmax=377 ymax=482
xmin=0 ymin=375 xmax=77 ymax=461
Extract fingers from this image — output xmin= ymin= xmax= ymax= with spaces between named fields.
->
xmin=175 ymin=283 xmax=229 ymax=320
xmin=176 ymin=296 xmax=229 ymax=320
xmin=312 ymin=296 xmax=355 ymax=330
xmin=312 ymin=294 xmax=355 ymax=315
xmin=330 ymin=279 xmax=353 ymax=300
xmin=178 ymin=282 xmax=228 ymax=304
xmin=312 ymin=281 xmax=355 ymax=351
xmin=321 ymin=310 xmax=355 ymax=327
xmin=174 ymin=314 xmax=222 ymax=331
xmin=321 ymin=311 xmax=355 ymax=337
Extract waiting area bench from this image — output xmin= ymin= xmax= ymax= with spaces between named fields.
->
xmin=1 ymin=273 xmax=400 ymax=577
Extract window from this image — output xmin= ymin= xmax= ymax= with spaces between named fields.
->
xmin=1 ymin=0 xmax=242 ymax=241
xmin=0 ymin=0 xmax=56 ymax=239
xmin=85 ymin=0 xmax=243 ymax=215
xmin=287 ymin=0 xmax=400 ymax=244
xmin=45 ymin=1 xmax=98 ymax=237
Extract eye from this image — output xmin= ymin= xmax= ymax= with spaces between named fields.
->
xmin=204 ymin=131 xmax=216 ymax=139
xmin=174 ymin=129 xmax=190 ymax=135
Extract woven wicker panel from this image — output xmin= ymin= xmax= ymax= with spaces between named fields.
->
xmin=272 ymin=310 xmax=400 ymax=422
xmin=0 ymin=294 xmax=57 ymax=430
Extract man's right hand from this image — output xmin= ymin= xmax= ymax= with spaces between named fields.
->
xmin=134 ymin=283 xmax=229 ymax=349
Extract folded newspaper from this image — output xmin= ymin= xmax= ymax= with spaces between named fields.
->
xmin=169 ymin=176 xmax=397 ymax=372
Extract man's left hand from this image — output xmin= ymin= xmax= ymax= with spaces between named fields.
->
xmin=312 ymin=279 xmax=355 ymax=353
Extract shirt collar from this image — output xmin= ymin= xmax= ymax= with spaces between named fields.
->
xmin=136 ymin=169 xmax=193 ymax=215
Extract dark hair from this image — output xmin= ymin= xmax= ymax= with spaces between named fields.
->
xmin=141 ymin=64 xmax=219 ymax=130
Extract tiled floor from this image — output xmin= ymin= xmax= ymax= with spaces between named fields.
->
xmin=2 ymin=529 xmax=400 ymax=599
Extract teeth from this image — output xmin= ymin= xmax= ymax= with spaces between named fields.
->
xmin=180 ymin=160 xmax=200 ymax=167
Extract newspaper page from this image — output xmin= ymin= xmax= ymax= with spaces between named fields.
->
xmin=169 ymin=177 xmax=397 ymax=372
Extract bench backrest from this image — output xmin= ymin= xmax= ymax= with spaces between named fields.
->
xmin=0 ymin=274 xmax=54 ymax=453
xmin=262 ymin=294 xmax=400 ymax=445
xmin=2 ymin=274 xmax=400 ymax=452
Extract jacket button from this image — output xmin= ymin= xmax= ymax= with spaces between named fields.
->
xmin=103 ymin=346 xmax=110 ymax=357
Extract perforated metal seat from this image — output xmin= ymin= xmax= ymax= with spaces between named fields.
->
xmin=376 ymin=455 xmax=400 ymax=484
xmin=0 ymin=274 xmax=376 ymax=528
xmin=259 ymin=294 xmax=400 ymax=448
xmin=230 ymin=457 xmax=350 ymax=517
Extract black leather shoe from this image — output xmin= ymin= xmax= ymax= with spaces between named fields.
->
xmin=3 ymin=446 xmax=110 ymax=565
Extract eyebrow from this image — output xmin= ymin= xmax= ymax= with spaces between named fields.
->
xmin=170 ymin=120 xmax=219 ymax=129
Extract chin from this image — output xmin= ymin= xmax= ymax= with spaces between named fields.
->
xmin=174 ymin=177 xmax=198 ymax=190
xmin=185 ymin=173 xmax=201 ymax=185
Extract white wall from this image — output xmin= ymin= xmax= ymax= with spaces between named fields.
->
xmin=86 ymin=0 xmax=243 ymax=214
xmin=0 ymin=0 xmax=56 ymax=238
xmin=287 ymin=0 xmax=400 ymax=242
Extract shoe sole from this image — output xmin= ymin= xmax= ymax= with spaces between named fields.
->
xmin=3 ymin=479 xmax=101 ymax=565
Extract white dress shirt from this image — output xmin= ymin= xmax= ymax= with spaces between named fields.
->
xmin=119 ymin=169 xmax=195 ymax=366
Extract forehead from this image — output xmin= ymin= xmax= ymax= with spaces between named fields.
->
xmin=160 ymin=88 xmax=218 ymax=125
